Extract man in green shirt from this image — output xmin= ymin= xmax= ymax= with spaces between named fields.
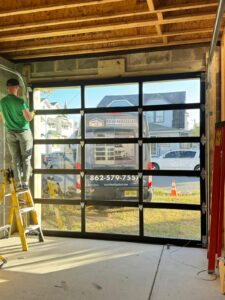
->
xmin=0 ymin=78 xmax=34 ymax=190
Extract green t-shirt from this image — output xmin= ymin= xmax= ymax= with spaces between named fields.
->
xmin=0 ymin=94 xmax=30 ymax=131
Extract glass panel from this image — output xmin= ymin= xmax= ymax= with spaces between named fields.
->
xmin=143 ymin=176 xmax=200 ymax=204
xmin=85 ymin=112 xmax=138 ymax=138
xmin=143 ymin=79 xmax=200 ymax=105
xmin=143 ymin=109 xmax=200 ymax=137
xmin=86 ymin=175 xmax=139 ymax=201
xmin=34 ymin=174 xmax=80 ymax=199
xmin=85 ymin=83 xmax=138 ymax=108
xmin=34 ymin=144 xmax=80 ymax=169
xmin=85 ymin=144 xmax=138 ymax=169
xmin=144 ymin=209 xmax=201 ymax=240
xmin=34 ymin=114 xmax=80 ymax=139
xmin=143 ymin=143 xmax=200 ymax=170
xmin=41 ymin=204 xmax=81 ymax=231
xmin=33 ymin=87 xmax=81 ymax=110
xmin=86 ymin=206 xmax=139 ymax=235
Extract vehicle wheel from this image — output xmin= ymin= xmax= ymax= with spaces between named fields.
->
xmin=152 ymin=163 xmax=160 ymax=170
xmin=194 ymin=165 xmax=200 ymax=171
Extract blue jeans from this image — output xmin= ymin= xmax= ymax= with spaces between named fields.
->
xmin=6 ymin=130 xmax=33 ymax=185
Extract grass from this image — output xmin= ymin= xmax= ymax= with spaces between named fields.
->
xmin=151 ymin=188 xmax=200 ymax=204
xmin=40 ymin=189 xmax=201 ymax=240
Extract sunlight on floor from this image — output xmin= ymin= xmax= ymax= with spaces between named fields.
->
xmin=2 ymin=237 xmax=146 ymax=275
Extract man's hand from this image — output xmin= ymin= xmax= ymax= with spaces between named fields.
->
xmin=22 ymin=109 xmax=35 ymax=122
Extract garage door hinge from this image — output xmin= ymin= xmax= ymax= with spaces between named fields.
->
xmin=202 ymin=235 xmax=207 ymax=248
xmin=201 ymin=73 xmax=206 ymax=82
xmin=200 ymin=104 xmax=206 ymax=112
xmin=201 ymin=168 xmax=206 ymax=180
xmin=139 ymin=204 xmax=143 ymax=211
xmin=201 ymin=202 xmax=207 ymax=214
xmin=201 ymin=134 xmax=206 ymax=145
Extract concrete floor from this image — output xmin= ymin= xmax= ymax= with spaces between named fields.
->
xmin=0 ymin=236 xmax=224 ymax=300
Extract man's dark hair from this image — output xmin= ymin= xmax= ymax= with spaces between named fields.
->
xmin=6 ymin=78 xmax=20 ymax=86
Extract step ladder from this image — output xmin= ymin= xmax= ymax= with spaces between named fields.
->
xmin=0 ymin=168 xmax=44 ymax=251
xmin=0 ymin=255 xmax=7 ymax=268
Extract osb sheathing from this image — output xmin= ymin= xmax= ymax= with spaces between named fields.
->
xmin=0 ymin=0 xmax=219 ymax=61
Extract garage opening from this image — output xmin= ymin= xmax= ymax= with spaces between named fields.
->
xmin=32 ymin=72 xmax=205 ymax=246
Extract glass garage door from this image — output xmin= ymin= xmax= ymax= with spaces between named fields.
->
xmin=31 ymin=73 xmax=206 ymax=246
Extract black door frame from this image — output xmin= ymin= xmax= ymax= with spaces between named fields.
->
xmin=30 ymin=71 xmax=206 ymax=247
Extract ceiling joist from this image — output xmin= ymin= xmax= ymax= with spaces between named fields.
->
xmin=0 ymin=13 xmax=216 ymax=43
xmin=0 ymin=0 xmax=124 ymax=18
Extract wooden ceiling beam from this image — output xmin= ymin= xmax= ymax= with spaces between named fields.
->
xmin=147 ymin=0 xmax=167 ymax=44
xmin=0 ymin=27 xmax=215 ymax=54
xmin=0 ymin=13 xmax=216 ymax=43
xmin=11 ymin=38 xmax=211 ymax=60
xmin=0 ymin=0 xmax=217 ymax=19
xmin=0 ymin=32 xmax=207 ymax=54
xmin=158 ymin=1 xmax=217 ymax=12
xmin=0 ymin=34 xmax=160 ymax=53
xmin=0 ymin=8 xmax=151 ymax=33
xmin=0 ymin=0 xmax=124 ymax=18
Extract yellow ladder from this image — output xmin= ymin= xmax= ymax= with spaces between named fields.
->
xmin=0 ymin=169 xmax=44 ymax=251
xmin=0 ymin=255 xmax=7 ymax=268
xmin=47 ymin=178 xmax=64 ymax=229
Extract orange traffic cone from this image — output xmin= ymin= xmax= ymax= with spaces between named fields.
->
xmin=170 ymin=179 xmax=177 ymax=197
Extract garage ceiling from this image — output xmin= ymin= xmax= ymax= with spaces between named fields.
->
xmin=0 ymin=0 xmax=222 ymax=61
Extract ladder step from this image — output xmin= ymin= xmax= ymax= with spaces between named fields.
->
xmin=4 ymin=193 xmax=11 ymax=198
xmin=20 ymin=207 xmax=35 ymax=214
xmin=16 ymin=190 xmax=30 ymax=196
xmin=4 ymin=190 xmax=30 ymax=198
xmin=0 ymin=225 xmax=11 ymax=232
xmin=24 ymin=225 xmax=40 ymax=234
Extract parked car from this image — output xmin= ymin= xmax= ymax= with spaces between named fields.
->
xmin=152 ymin=149 xmax=200 ymax=171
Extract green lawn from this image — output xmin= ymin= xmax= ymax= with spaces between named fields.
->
xmin=40 ymin=189 xmax=201 ymax=240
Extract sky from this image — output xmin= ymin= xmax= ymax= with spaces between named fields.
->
xmin=37 ymin=78 xmax=200 ymax=129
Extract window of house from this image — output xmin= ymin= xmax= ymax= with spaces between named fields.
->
xmin=155 ymin=111 xmax=164 ymax=123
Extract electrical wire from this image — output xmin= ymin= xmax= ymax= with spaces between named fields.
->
xmin=167 ymin=242 xmax=218 ymax=281
xmin=196 ymin=269 xmax=217 ymax=281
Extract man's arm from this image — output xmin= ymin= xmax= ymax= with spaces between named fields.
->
xmin=22 ymin=109 xmax=35 ymax=122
